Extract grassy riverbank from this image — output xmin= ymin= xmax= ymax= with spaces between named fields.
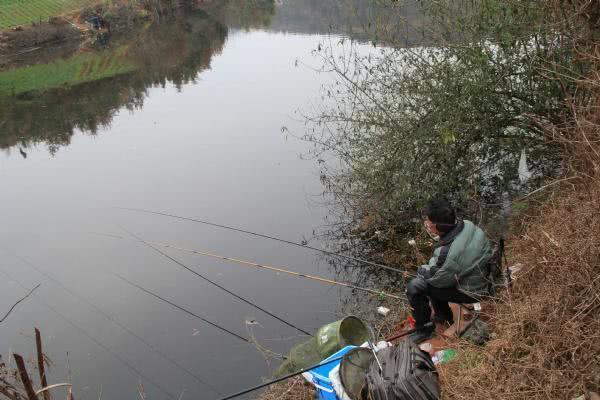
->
xmin=0 ymin=0 xmax=96 ymax=29
xmin=0 ymin=0 xmax=187 ymax=56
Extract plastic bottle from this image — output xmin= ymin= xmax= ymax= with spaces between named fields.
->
xmin=431 ymin=349 xmax=457 ymax=364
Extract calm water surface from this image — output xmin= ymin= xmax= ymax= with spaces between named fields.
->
xmin=0 ymin=2 xmax=400 ymax=399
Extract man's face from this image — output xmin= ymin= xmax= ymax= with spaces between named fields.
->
xmin=424 ymin=218 xmax=440 ymax=236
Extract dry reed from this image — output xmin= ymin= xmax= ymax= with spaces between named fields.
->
xmin=254 ymin=376 xmax=315 ymax=400
xmin=441 ymin=2 xmax=600 ymax=398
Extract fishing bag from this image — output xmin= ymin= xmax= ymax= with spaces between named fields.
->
xmin=459 ymin=316 xmax=490 ymax=345
xmin=365 ymin=340 xmax=440 ymax=400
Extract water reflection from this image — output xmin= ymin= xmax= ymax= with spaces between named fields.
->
xmin=0 ymin=7 xmax=394 ymax=396
xmin=270 ymin=0 xmax=421 ymax=42
xmin=0 ymin=0 xmax=427 ymax=156
xmin=0 ymin=8 xmax=229 ymax=153
xmin=0 ymin=2 xmax=432 ymax=398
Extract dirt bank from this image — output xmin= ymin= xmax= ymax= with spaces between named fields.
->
xmin=0 ymin=0 xmax=189 ymax=58
xmin=0 ymin=19 xmax=81 ymax=57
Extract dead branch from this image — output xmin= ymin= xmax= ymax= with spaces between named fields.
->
xmin=0 ymin=284 xmax=40 ymax=324
xmin=13 ymin=354 xmax=38 ymax=400
xmin=35 ymin=328 xmax=51 ymax=400
xmin=35 ymin=384 xmax=71 ymax=397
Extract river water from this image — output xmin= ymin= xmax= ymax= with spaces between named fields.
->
xmin=0 ymin=2 xmax=422 ymax=399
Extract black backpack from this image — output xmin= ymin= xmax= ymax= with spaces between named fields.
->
xmin=365 ymin=340 xmax=440 ymax=400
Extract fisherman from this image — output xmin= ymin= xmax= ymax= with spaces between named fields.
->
xmin=407 ymin=198 xmax=493 ymax=343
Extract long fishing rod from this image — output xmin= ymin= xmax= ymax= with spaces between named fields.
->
xmin=0 ymin=268 xmax=178 ymax=400
xmin=115 ymin=274 xmax=250 ymax=343
xmin=118 ymin=207 xmax=404 ymax=274
xmin=4 ymin=251 xmax=222 ymax=396
xmin=91 ymin=231 xmax=410 ymax=299
xmin=122 ymin=228 xmax=312 ymax=336
xmin=216 ymin=324 xmax=431 ymax=400
xmin=142 ymin=241 xmax=402 ymax=300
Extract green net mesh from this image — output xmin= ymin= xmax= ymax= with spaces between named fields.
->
xmin=340 ymin=348 xmax=374 ymax=400
xmin=273 ymin=316 xmax=370 ymax=377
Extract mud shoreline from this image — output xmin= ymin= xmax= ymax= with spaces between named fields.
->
xmin=0 ymin=0 xmax=189 ymax=62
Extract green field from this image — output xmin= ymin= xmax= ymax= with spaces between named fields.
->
xmin=0 ymin=0 xmax=97 ymax=29
xmin=0 ymin=47 xmax=136 ymax=96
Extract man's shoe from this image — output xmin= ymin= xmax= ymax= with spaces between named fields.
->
xmin=409 ymin=325 xmax=434 ymax=344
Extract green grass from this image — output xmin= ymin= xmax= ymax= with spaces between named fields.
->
xmin=0 ymin=0 xmax=98 ymax=29
xmin=0 ymin=47 xmax=137 ymax=96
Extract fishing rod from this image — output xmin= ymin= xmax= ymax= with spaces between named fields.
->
xmin=217 ymin=324 xmax=431 ymax=400
xmin=4 ymin=251 xmax=222 ymax=396
xmin=118 ymin=207 xmax=405 ymax=274
xmin=91 ymin=231 xmax=410 ymax=299
xmin=140 ymin=241 xmax=402 ymax=300
xmin=115 ymin=274 xmax=250 ymax=343
xmin=0 ymin=268 xmax=178 ymax=400
xmin=122 ymin=228 xmax=312 ymax=336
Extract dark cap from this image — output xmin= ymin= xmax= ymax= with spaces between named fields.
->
xmin=425 ymin=198 xmax=456 ymax=231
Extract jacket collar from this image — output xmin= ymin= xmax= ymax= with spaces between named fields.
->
xmin=439 ymin=219 xmax=464 ymax=246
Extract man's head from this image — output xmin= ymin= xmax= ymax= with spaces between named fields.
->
xmin=424 ymin=198 xmax=456 ymax=236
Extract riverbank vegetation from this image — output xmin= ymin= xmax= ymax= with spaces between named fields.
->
xmin=0 ymin=329 xmax=74 ymax=400
xmin=440 ymin=1 xmax=600 ymax=397
xmin=306 ymin=1 xmax=571 ymax=241
xmin=263 ymin=0 xmax=599 ymax=399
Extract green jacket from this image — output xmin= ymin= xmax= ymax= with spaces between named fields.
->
xmin=420 ymin=219 xmax=492 ymax=297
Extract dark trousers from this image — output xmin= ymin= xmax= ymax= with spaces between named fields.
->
xmin=406 ymin=277 xmax=477 ymax=327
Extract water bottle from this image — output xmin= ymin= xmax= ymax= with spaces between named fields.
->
xmin=431 ymin=349 xmax=456 ymax=364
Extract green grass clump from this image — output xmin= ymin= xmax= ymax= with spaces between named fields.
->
xmin=0 ymin=47 xmax=136 ymax=96
xmin=0 ymin=0 xmax=97 ymax=29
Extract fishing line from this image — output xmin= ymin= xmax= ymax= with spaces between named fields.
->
xmin=0 ymin=268 xmax=178 ymax=400
xmin=115 ymin=274 xmax=250 ymax=343
xmin=144 ymin=242 xmax=402 ymax=300
xmin=122 ymin=228 xmax=313 ymax=336
xmin=4 ymin=251 xmax=222 ymax=396
xmin=117 ymin=207 xmax=405 ymax=274
xmin=92 ymin=231 xmax=403 ymax=299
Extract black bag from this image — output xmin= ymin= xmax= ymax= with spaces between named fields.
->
xmin=366 ymin=340 xmax=440 ymax=400
xmin=459 ymin=316 xmax=490 ymax=345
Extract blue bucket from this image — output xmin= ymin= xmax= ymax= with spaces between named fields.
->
xmin=303 ymin=345 xmax=356 ymax=400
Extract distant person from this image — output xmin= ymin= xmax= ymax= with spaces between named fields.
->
xmin=407 ymin=198 xmax=492 ymax=344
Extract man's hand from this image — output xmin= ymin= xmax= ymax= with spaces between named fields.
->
xmin=417 ymin=266 xmax=432 ymax=279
